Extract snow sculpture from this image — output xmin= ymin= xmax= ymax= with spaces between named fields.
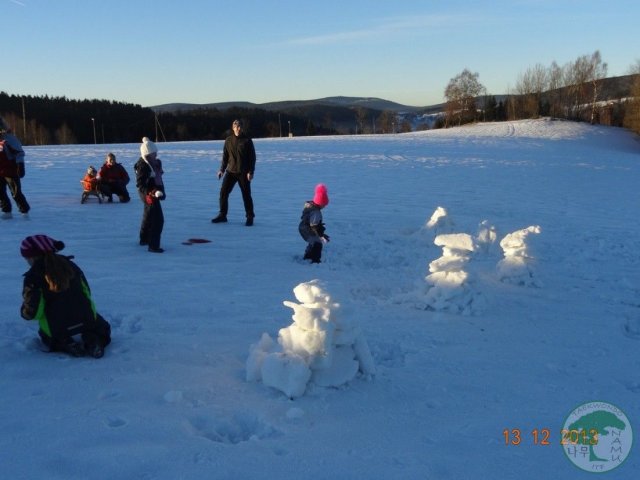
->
xmin=424 ymin=206 xmax=455 ymax=235
xmin=422 ymin=233 xmax=482 ymax=315
xmin=475 ymin=220 xmax=498 ymax=254
xmin=497 ymin=225 xmax=542 ymax=287
xmin=246 ymin=280 xmax=375 ymax=399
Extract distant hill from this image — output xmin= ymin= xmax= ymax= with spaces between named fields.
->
xmin=2 ymin=75 xmax=633 ymax=145
xmin=152 ymin=75 xmax=638 ymax=117
xmin=151 ymin=96 xmax=426 ymax=114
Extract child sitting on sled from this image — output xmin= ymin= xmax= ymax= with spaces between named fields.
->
xmin=81 ymin=166 xmax=102 ymax=203
xmin=298 ymin=183 xmax=330 ymax=263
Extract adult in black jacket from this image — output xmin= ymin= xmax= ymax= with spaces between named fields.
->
xmin=211 ymin=119 xmax=256 ymax=226
xmin=134 ymin=137 xmax=166 ymax=253
xmin=20 ymin=235 xmax=111 ymax=358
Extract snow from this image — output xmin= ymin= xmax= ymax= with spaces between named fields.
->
xmin=248 ymin=279 xmax=375 ymax=398
xmin=1 ymin=118 xmax=639 ymax=479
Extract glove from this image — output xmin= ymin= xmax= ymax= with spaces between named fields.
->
xmin=17 ymin=163 xmax=25 ymax=178
xmin=321 ymin=235 xmax=330 ymax=244
xmin=323 ymin=234 xmax=330 ymax=242
xmin=146 ymin=190 xmax=164 ymax=204
xmin=217 ymin=171 xmax=224 ymax=180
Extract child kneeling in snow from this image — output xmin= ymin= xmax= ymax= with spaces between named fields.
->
xmin=298 ymin=183 xmax=330 ymax=263
xmin=20 ymin=235 xmax=112 ymax=358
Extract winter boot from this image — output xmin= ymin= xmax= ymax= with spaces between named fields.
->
xmin=304 ymin=242 xmax=323 ymax=263
xmin=86 ymin=343 xmax=105 ymax=359
xmin=211 ymin=214 xmax=228 ymax=223
xmin=60 ymin=338 xmax=86 ymax=357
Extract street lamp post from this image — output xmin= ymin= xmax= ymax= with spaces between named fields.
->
xmin=288 ymin=120 xmax=292 ymax=137
xmin=91 ymin=118 xmax=97 ymax=144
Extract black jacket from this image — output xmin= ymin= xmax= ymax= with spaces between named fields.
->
xmin=134 ymin=157 xmax=165 ymax=196
xmin=220 ymin=134 xmax=256 ymax=175
xmin=22 ymin=256 xmax=98 ymax=339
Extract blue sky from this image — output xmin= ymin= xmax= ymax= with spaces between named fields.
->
xmin=6 ymin=0 xmax=639 ymax=107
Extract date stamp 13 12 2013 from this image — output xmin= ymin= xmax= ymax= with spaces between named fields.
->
xmin=502 ymin=401 xmax=633 ymax=473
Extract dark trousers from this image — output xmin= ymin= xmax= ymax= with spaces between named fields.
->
xmin=218 ymin=172 xmax=254 ymax=218
xmin=304 ymin=242 xmax=323 ymax=263
xmin=100 ymin=182 xmax=130 ymax=202
xmin=0 ymin=176 xmax=30 ymax=213
xmin=39 ymin=313 xmax=111 ymax=351
xmin=138 ymin=192 xmax=164 ymax=249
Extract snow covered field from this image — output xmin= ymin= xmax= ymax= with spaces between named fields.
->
xmin=1 ymin=118 xmax=638 ymax=479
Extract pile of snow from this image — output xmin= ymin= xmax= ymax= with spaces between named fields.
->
xmin=410 ymin=219 xmax=539 ymax=313
xmin=475 ymin=220 xmax=499 ymax=255
xmin=497 ymin=225 xmax=542 ymax=287
xmin=423 ymin=205 xmax=455 ymax=236
xmin=246 ymin=280 xmax=375 ymax=398
xmin=421 ymin=233 xmax=484 ymax=315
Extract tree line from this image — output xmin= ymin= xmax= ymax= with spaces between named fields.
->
xmin=442 ymin=50 xmax=640 ymax=135
xmin=2 ymin=50 xmax=639 ymax=145
xmin=0 ymin=93 xmax=343 ymax=145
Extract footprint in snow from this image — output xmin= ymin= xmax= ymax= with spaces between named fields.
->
xmin=105 ymin=416 xmax=128 ymax=428
xmin=184 ymin=413 xmax=280 ymax=445
xmin=98 ymin=390 xmax=122 ymax=401
xmin=623 ymin=317 xmax=640 ymax=340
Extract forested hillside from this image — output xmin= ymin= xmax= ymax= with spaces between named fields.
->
xmin=2 ymin=54 xmax=638 ymax=145
xmin=0 ymin=93 xmax=351 ymax=145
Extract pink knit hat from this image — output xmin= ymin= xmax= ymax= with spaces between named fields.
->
xmin=313 ymin=183 xmax=329 ymax=207
xmin=20 ymin=235 xmax=65 ymax=258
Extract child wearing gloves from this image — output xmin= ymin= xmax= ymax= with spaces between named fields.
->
xmin=134 ymin=137 xmax=166 ymax=253
xmin=298 ymin=183 xmax=330 ymax=263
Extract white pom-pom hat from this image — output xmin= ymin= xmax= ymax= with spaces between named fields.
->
xmin=140 ymin=137 xmax=158 ymax=157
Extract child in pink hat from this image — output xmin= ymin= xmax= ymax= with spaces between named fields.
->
xmin=298 ymin=184 xmax=330 ymax=263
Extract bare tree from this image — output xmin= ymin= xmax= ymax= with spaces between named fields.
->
xmin=28 ymin=119 xmax=51 ymax=145
xmin=547 ymin=61 xmax=566 ymax=117
xmin=376 ymin=110 xmax=396 ymax=134
xmin=55 ymin=123 xmax=77 ymax=144
xmin=355 ymin=107 xmax=368 ymax=134
xmin=1 ymin=112 xmax=23 ymax=137
xmin=515 ymin=63 xmax=549 ymax=118
xmin=400 ymin=119 xmax=412 ymax=133
xmin=444 ymin=68 xmax=485 ymax=126
xmin=586 ymin=51 xmax=608 ymax=123
xmin=562 ymin=51 xmax=607 ymax=121
xmin=626 ymin=59 xmax=640 ymax=75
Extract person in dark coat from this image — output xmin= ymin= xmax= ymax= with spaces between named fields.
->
xmin=98 ymin=152 xmax=130 ymax=203
xmin=298 ymin=183 xmax=330 ymax=263
xmin=20 ymin=234 xmax=111 ymax=358
xmin=134 ymin=137 xmax=165 ymax=253
xmin=0 ymin=117 xmax=30 ymax=219
xmin=211 ymin=119 xmax=256 ymax=226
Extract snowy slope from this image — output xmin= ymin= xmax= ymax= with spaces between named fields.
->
xmin=1 ymin=119 xmax=638 ymax=479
